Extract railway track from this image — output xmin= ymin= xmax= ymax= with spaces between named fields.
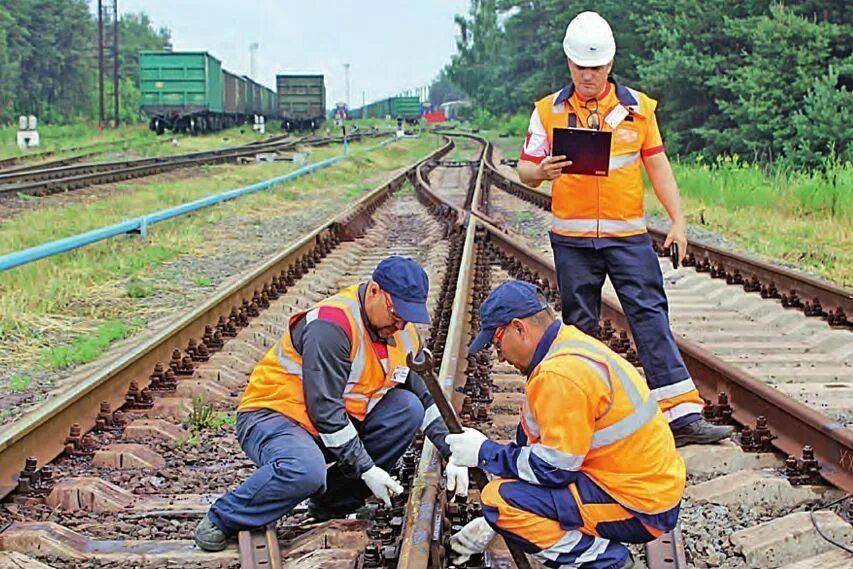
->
xmin=0 ymin=134 xmax=850 ymax=568
xmin=0 ymin=130 xmax=383 ymax=199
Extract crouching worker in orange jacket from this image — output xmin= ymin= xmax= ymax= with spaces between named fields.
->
xmin=194 ymin=256 xmax=464 ymax=552
xmin=447 ymin=281 xmax=685 ymax=569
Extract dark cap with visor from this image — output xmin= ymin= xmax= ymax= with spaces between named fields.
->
xmin=372 ymin=256 xmax=431 ymax=325
xmin=468 ymin=281 xmax=548 ymax=353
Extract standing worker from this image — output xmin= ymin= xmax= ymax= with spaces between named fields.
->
xmin=517 ymin=11 xmax=731 ymax=445
xmin=194 ymin=256 xmax=468 ymax=551
xmin=447 ymin=281 xmax=685 ymax=568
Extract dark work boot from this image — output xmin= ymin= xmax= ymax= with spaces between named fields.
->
xmin=194 ymin=513 xmax=228 ymax=552
xmin=672 ymin=419 xmax=734 ymax=447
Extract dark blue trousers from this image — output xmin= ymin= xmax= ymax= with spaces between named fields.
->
xmin=549 ymin=233 xmax=699 ymax=429
xmin=208 ymin=388 xmax=424 ymax=533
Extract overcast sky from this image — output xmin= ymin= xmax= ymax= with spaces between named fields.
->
xmin=91 ymin=0 xmax=471 ymax=106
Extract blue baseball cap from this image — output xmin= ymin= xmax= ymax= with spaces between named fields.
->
xmin=468 ymin=281 xmax=548 ymax=353
xmin=372 ymin=256 xmax=432 ymax=324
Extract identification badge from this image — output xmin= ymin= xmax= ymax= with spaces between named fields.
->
xmin=391 ymin=366 xmax=410 ymax=384
xmin=604 ymin=105 xmax=629 ymax=129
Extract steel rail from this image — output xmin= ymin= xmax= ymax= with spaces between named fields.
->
xmin=397 ymin=137 xmax=487 ymax=569
xmin=645 ymin=226 xmax=852 ymax=328
xmin=0 ymin=131 xmax=386 ymax=197
xmin=0 ymin=139 xmax=451 ymax=500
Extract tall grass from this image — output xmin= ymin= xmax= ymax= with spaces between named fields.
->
xmin=648 ymin=156 xmax=852 ymax=286
xmin=672 ymin=154 xmax=851 ymax=219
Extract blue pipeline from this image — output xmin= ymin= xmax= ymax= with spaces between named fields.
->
xmin=0 ymin=139 xmax=394 ymax=273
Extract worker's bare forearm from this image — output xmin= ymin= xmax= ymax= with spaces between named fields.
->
xmin=644 ymin=153 xmax=685 ymax=225
xmin=517 ymin=160 xmax=544 ymax=187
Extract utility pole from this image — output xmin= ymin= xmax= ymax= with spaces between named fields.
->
xmin=97 ymin=0 xmax=119 ymax=129
xmin=249 ymin=43 xmax=259 ymax=79
xmin=362 ymin=90 xmax=366 ymax=112
xmin=344 ymin=63 xmax=350 ymax=107
xmin=97 ymin=0 xmax=105 ymax=130
xmin=112 ymin=0 xmax=119 ymax=126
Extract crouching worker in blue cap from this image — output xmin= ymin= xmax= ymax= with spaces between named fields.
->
xmin=195 ymin=255 xmax=467 ymax=551
xmin=446 ymin=281 xmax=685 ymax=569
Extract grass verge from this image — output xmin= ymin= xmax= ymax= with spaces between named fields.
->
xmin=0 ymin=134 xmax=440 ymax=369
xmin=646 ymin=159 xmax=851 ymax=286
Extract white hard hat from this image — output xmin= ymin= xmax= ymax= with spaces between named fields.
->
xmin=563 ymin=11 xmax=616 ymax=67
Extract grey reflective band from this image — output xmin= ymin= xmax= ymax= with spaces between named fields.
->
xmin=531 ymin=444 xmax=584 ymax=471
xmin=515 ymin=447 xmax=539 ymax=485
xmin=276 ymin=343 xmax=304 ymax=375
xmin=522 ymin=402 xmax=540 ymax=439
xmin=651 ymin=377 xmax=696 ymax=401
xmin=609 ymin=151 xmax=640 ymax=171
xmin=421 ymin=403 xmax=441 ymax=431
xmin=550 ymin=217 xmax=597 ymax=233
xmin=319 ymin=421 xmax=358 ymax=448
xmin=590 ymin=397 xmax=658 ymax=449
xmin=599 ymin=218 xmax=646 ymax=233
xmin=539 ymin=330 xmax=658 ymax=449
xmin=398 ymin=327 xmax=416 ymax=354
xmin=550 ymin=216 xmax=646 ymax=234
xmin=538 ymin=529 xmax=583 ymax=561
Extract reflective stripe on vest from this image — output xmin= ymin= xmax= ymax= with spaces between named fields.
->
xmin=276 ymin=343 xmax=303 ymax=375
xmin=551 ymin=216 xmax=646 ymax=235
xmin=276 ymin=292 xmax=369 ymax=403
xmin=610 ymin=151 xmax=640 ymax=171
xmin=524 ymin=332 xmax=657 ymax=450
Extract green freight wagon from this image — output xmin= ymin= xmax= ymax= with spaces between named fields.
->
xmin=139 ymin=50 xmax=278 ymax=135
xmin=277 ymin=75 xmax=326 ymax=131
xmin=353 ymin=96 xmax=422 ymax=124
xmin=389 ymin=97 xmax=421 ymax=124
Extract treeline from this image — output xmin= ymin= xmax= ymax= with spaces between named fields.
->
xmin=0 ymin=0 xmax=170 ymax=124
xmin=442 ymin=0 xmax=852 ymax=170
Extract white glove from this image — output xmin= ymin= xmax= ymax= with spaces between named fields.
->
xmin=360 ymin=465 xmax=403 ymax=508
xmin=450 ymin=517 xmax=497 ymax=565
xmin=446 ymin=428 xmax=488 ymax=467
xmin=445 ymin=462 xmax=469 ymax=497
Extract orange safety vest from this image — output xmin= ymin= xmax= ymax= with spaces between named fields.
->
xmin=521 ymin=324 xmax=685 ymax=514
xmin=238 ymin=284 xmax=421 ymax=435
xmin=534 ymin=81 xmax=658 ymax=238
